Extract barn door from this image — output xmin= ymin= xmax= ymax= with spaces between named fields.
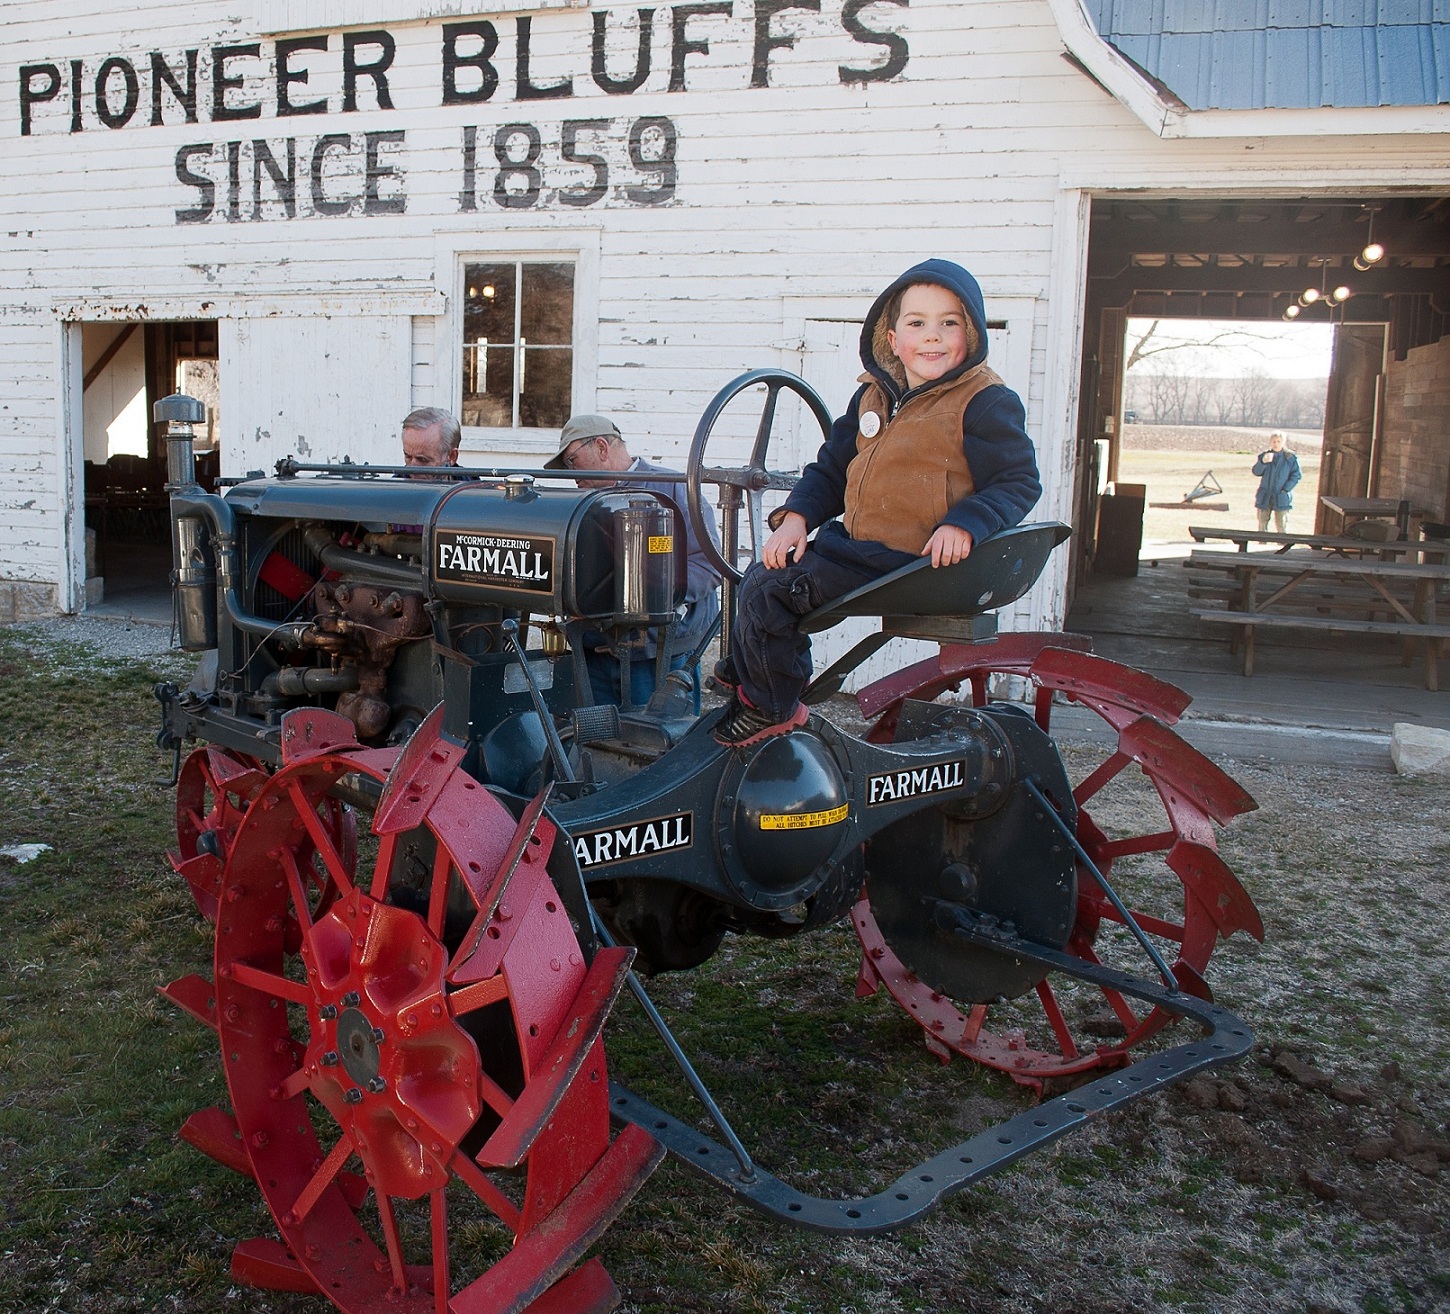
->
xmin=1317 ymin=324 xmax=1386 ymax=531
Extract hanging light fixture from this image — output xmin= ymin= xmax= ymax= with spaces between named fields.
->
xmin=1283 ymin=302 xmax=1301 ymax=320
xmin=1296 ymin=258 xmax=1330 ymax=310
xmin=1331 ymin=284 xmax=1351 ymax=303
xmin=1354 ymin=206 xmax=1385 ymax=271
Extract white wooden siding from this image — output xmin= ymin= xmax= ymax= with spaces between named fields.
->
xmin=220 ymin=316 xmax=413 ymax=472
xmin=2 ymin=0 xmax=1449 ymax=627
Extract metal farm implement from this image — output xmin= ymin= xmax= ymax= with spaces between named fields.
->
xmin=151 ymin=372 xmax=1261 ymax=1312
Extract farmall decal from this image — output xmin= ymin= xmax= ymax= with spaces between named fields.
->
xmin=572 ymin=812 xmax=692 ymax=869
xmin=435 ymin=530 xmax=554 ymax=594
xmin=866 ymin=760 xmax=967 ymax=806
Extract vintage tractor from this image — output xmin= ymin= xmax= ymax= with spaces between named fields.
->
xmin=152 ymin=373 xmax=1262 ymax=1314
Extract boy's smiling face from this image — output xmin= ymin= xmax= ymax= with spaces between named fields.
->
xmin=886 ymin=283 xmax=971 ymax=389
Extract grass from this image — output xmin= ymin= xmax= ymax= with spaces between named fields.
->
xmin=2 ymin=623 xmax=1449 ymax=1314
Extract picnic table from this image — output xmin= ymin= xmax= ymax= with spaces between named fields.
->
xmin=1186 ymin=548 xmax=1450 ymax=689
xmin=1187 ymin=526 xmax=1443 ymax=559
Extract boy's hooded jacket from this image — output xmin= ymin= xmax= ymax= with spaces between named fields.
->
xmin=779 ymin=259 xmax=1041 ymax=555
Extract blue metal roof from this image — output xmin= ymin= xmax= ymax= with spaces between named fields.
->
xmin=1088 ymin=1 xmax=1450 ymax=109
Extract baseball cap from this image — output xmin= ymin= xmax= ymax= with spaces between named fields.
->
xmin=545 ymin=414 xmax=621 ymax=469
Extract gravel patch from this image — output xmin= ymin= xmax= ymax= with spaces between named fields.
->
xmin=6 ymin=615 xmax=181 ymax=666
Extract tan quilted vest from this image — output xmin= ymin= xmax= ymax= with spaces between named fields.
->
xmin=842 ymin=364 xmax=1003 ymax=554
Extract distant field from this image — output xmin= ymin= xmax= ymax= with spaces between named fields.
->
xmin=1121 ymin=423 xmax=1324 ymax=454
xmin=1115 ymin=426 xmax=1322 ymax=551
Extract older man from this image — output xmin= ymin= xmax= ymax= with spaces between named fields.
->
xmin=546 ymin=414 xmax=721 ymax=710
xmin=401 ymin=407 xmax=461 ymax=473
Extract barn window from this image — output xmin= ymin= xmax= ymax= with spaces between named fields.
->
xmin=460 ymin=260 xmax=574 ymax=429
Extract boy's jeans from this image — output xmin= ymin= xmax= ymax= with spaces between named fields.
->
xmin=728 ymin=522 xmax=915 ymax=720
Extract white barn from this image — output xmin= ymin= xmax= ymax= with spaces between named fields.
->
xmin=4 ymin=0 xmax=1450 ymax=656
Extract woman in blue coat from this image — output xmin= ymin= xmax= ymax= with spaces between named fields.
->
xmin=1253 ymin=432 xmax=1302 ymax=533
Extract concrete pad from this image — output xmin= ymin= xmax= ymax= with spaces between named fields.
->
xmin=1391 ymin=723 xmax=1450 ymax=777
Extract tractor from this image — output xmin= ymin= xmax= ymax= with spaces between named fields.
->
xmin=151 ymin=371 xmax=1261 ymax=1313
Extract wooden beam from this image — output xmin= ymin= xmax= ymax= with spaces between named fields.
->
xmin=82 ymin=324 xmax=137 ymax=392
xmin=1091 ymin=265 xmax=1450 ymax=299
xmin=1089 ymin=217 xmax=1450 ymax=261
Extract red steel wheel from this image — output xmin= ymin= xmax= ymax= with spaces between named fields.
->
xmin=172 ymin=747 xmax=269 ymax=920
xmin=192 ymin=722 xmax=660 ymax=1313
xmin=853 ymin=637 xmax=1262 ymax=1091
xmin=172 ymin=745 xmax=355 ymax=924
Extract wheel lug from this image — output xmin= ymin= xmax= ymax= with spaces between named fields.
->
xmin=318 ymin=1004 xmax=338 ymax=1020
xmin=343 ymin=1088 xmax=363 ymax=1104
xmin=342 ymin=991 xmax=361 ymax=1006
xmin=371 ymin=1027 xmax=385 ymax=1044
xmin=366 ymin=1076 xmax=386 ymax=1094
xmin=321 ymin=1050 xmax=340 ymax=1066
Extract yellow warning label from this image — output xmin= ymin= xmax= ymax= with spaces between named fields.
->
xmin=758 ymin=803 xmax=849 ymax=831
xmin=648 ymin=535 xmax=673 ymax=554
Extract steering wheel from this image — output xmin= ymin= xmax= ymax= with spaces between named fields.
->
xmin=685 ymin=369 xmax=835 ymax=582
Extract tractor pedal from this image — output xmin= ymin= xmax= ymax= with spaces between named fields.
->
xmin=570 ymin=703 xmax=621 ymax=745
xmin=159 ymin=974 xmax=217 ymax=1030
xmin=477 ymin=947 xmax=635 ymax=1169
xmin=520 ymin=1257 xmax=618 ymax=1314
xmin=451 ymin=1123 xmax=664 ymax=1314
xmin=230 ymin=1237 xmax=321 ymax=1294
xmin=180 ymin=1106 xmax=251 ymax=1177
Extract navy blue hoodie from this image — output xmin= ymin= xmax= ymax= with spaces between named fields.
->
xmin=781 ymin=259 xmax=1041 ymax=549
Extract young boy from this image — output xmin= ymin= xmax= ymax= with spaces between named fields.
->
xmin=713 ymin=258 xmax=1041 ymax=746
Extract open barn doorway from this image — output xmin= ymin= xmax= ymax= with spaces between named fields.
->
xmin=81 ymin=321 xmax=219 ymax=615
xmin=1115 ymin=315 xmax=1333 ymax=561
xmin=1076 ymin=195 xmax=1450 ymax=584
xmin=1067 ymin=194 xmax=1450 ymax=714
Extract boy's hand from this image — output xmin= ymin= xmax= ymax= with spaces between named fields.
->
xmin=923 ymin=525 xmax=973 ymax=568
xmin=763 ymin=512 xmax=809 ymax=569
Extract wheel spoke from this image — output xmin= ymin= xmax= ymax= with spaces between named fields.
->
xmin=750 ymin=383 xmax=780 ymax=467
xmin=1095 ymin=830 xmax=1176 ymax=859
xmin=373 ymin=1191 xmax=409 ymax=1294
xmin=278 ymin=846 xmax=316 ymax=933
xmin=1080 ymin=891 xmax=1185 ymax=940
xmin=426 ymin=842 xmax=452 ymax=938
xmin=228 ymin=959 xmax=313 ymax=1006
xmin=449 ymin=1150 xmax=521 ymax=1230
xmin=1073 ymin=751 xmax=1130 ymax=808
xmin=430 ymin=1187 xmax=450 ymax=1314
xmin=287 ymin=1132 xmax=352 ymax=1225
xmin=1034 ymin=979 xmax=1079 ymax=1059
xmin=276 ymin=1067 xmax=311 ymax=1101
xmin=369 ymin=832 xmax=399 ymax=902
xmin=286 ymin=779 xmax=355 ymax=897
xmin=448 ymin=977 xmax=510 ymax=1016
xmin=1070 ymin=939 xmax=1142 ymax=1032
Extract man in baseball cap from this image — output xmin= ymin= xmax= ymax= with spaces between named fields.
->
xmin=546 ymin=413 xmax=721 ymax=710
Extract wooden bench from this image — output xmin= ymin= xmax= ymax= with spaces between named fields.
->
xmin=1185 ymin=549 xmax=1450 ymax=689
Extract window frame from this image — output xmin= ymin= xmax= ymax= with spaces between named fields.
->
xmin=435 ymin=228 xmax=600 ymax=458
